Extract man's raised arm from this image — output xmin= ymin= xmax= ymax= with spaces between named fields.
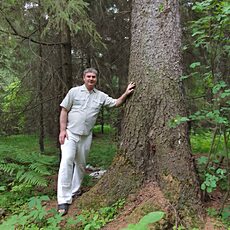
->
xmin=115 ymin=82 xmax=136 ymax=107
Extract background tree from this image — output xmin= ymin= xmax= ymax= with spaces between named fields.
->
xmin=71 ymin=0 xmax=131 ymax=132
xmin=0 ymin=0 xmax=131 ymax=139
xmin=0 ymin=0 xmax=102 ymax=142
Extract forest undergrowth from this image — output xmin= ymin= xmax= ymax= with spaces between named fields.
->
xmin=0 ymin=127 xmax=229 ymax=229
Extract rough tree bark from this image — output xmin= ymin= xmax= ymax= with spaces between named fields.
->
xmin=60 ymin=23 xmax=72 ymax=91
xmin=79 ymin=0 xmax=203 ymax=228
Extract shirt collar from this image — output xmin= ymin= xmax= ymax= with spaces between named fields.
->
xmin=81 ymin=84 xmax=96 ymax=93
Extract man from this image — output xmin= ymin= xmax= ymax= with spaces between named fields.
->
xmin=57 ymin=67 xmax=135 ymax=215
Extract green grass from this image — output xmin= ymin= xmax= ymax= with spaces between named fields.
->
xmin=190 ymin=131 xmax=229 ymax=156
xmin=0 ymin=134 xmax=57 ymax=155
xmin=1 ymin=128 xmax=227 ymax=168
xmin=191 ymin=132 xmax=212 ymax=154
xmin=0 ymin=125 xmax=117 ymax=170
xmin=89 ymin=125 xmax=117 ymax=169
xmin=0 ymin=127 xmax=117 ymax=178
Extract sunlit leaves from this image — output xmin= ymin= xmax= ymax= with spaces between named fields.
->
xmin=212 ymin=81 xmax=227 ymax=94
xmin=191 ymin=0 xmax=230 ymax=50
xmin=201 ymin=168 xmax=227 ymax=193
xmin=179 ymin=0 xmax=230 ymax=135
xmin=122 ymin=211 xmax=165 ymax=230
xmin=197 ymin=156 xmax=208 ymax=165
xmin=192 ymin=0 xmax=214 ymax=12
xmin=189 ymin=62 xmax=201 ymax=69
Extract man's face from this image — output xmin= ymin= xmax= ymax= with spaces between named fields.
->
xmin=83 ymin=72 xmax=97 ymax=90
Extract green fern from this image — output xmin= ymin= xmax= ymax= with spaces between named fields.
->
xmin=0 ymin=135 xmax=58 ymax=212
xmin=14 ymin=151 xmax=56 ymax=164
xmin=0 ymin=163 xmax=22 ymax=175
xmin=0 ymin=149 xmax=58 ymax=188
xmin=29 ymin=162 xmax=52 ymax=176
xmin=17 ymin=171 xmax=48 ymax=186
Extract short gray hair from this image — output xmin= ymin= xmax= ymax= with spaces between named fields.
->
xmin=83 ymin=68 xmax=98 ymax=76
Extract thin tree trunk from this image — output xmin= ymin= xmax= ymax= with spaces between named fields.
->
xmin=38 ymin=0 xmax=44 ymax=153
xmin=60 ymin=23 xmax=72 ymax=90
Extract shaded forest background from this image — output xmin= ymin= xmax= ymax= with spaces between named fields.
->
xmin=0 ymin=0 xmax=131 ymax=147
xmin=0 ymin=0 xmax=229 ymax=144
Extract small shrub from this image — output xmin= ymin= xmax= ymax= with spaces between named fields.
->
xmin=66 ymin=199 xmax=125 ymax=229
xmin=0 ymin=196 xmax=62 ymax=230
xmin=122 ymin=211 xmax=164 ymax=230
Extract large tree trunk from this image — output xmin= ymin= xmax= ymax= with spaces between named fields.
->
xmin=124 ymin=0 xmax=201 ymax=201
xmin=79 ymin=0 xmax=203 ymax=227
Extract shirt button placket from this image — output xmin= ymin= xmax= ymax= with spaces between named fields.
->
xmin=83 ymin=93 xmax=90 ymax=134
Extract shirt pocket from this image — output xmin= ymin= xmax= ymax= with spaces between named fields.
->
xmin=91 ymin=99 xmax=103 ymax=111
xmin=73 ymin=98 xmax=86 ymax=109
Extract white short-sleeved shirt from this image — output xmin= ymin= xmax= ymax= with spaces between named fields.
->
xmin=60 ymin=84 xmax=117 ymax=135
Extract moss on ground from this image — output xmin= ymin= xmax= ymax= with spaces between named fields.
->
xmin=76 ymin=154 xmax=143 ymax=210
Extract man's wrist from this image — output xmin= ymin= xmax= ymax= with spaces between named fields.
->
xmin=123 ymin=92 xmax=129 ymax=97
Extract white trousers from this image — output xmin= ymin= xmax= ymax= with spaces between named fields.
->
xmin=57 ymin=130 xmax=92 ymax=204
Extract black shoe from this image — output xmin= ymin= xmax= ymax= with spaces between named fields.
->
xmin=57 ymin=203 xmax=69 ymax=216
xmin=72 ymin=189 xmax=82 ymax=199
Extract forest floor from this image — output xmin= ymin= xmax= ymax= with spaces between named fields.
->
xmin=1 ymin=133 xmax=228 ymax=229
xmin=46 ymin=172 xmax=228 ymax=230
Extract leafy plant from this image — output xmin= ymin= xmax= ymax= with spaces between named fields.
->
xmin=66 ymin=199 xmax=125 ymax=230
xmin=121 ymin=211 xmax=164 ymax=230
xmin=207 ymin=207 xmax=219 ymax=217
xmin=0 ymin=150 xmax=57 ymax=187
xmin=201 ymin=168 xmax=227 ymax=193
xmin=221 ymin=206 xmax=230 ymax=225
xmin=207 ymin=206 xmax=230 ymax=228
xmin=0 ymin=196 xmax=62 ymax=230
xmin=201 ymin=173 xmax=219 ymax=193
xmin=0 ymin=135 xmax=58 ymax=189
xmin=179 ymin=0 xmax=230 ymax=145
xmin=1 ymin=78 xmax=32 ymax=135
xmin=0 ymin=135 xmax=58 ymax=211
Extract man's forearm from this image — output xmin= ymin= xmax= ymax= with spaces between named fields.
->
xmin=60 ymin=109 xmax=68 ymax=131
xmin=115 ymin=92 xmax=129 ymax=107
xmin=115 ymin=82 xmax=136 ymax=107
